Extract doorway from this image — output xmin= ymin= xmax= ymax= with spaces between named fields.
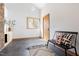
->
xmin=43 ymin=14 xmax=50 ymax=41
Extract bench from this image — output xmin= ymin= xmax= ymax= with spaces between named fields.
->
xmin=47 ymin=31 xmax=78 ymax=56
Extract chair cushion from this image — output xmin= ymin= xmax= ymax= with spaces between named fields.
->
xmin=55 ymin=33 xmax=73 ymax=48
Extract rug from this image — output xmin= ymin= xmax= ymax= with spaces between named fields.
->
xmin=27 ymin=45 xmax=55 ymax=56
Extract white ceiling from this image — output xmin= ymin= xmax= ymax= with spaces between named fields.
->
xmin=33 ymin=3 xmax=47 ymax=9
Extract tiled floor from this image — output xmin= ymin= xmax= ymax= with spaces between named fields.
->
xmin=0 ymin=38 xmax=66 ymax=56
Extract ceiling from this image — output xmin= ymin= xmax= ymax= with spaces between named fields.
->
xmin=33 ymin=3 xmax=47 ymax=9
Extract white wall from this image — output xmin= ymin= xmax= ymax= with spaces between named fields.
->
xmin=6 ymin=3 xmax=41 ymax=39
xmin=41 ymin=3 xmax=79 ymax=53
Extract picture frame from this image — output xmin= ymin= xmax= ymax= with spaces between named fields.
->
xmin=27 ymin=17 xmax=40 ymax=29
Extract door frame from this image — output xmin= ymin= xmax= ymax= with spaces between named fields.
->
xmin=43 ymin=14 xmax=50 ymax=41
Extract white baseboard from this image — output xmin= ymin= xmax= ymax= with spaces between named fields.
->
xmin=13 ymin=35 xmax=41 ymax=39
xmin=0 ymin=39 xmax=12 ymax=52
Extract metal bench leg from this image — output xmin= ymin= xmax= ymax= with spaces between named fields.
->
xmin=47 ymin=40 xmax=49 ymax=46
xmin=46 ymin=40 xmax=49 ymax=47
xmin=65 ymin=49 xmax=67 ymax=56
xmin=74 ymin=47 xmax=78 ymax=56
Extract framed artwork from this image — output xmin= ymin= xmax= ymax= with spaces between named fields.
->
xmin=27 ymin=17 xmax=40 ymax=29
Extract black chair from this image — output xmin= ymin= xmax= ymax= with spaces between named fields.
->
xmin=47 ymin=31 xmax=78 ymax=56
